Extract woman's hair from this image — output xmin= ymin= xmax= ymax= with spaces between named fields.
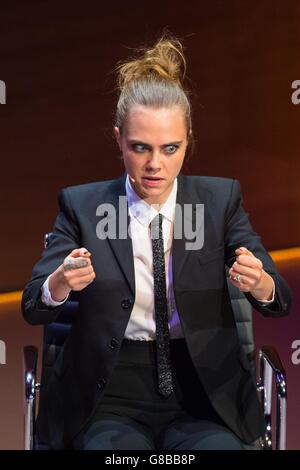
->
xmin=115 ymin=33 xmax=193 ymax=147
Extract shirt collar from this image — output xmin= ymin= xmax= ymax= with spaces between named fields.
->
xmin=125 ymin=175 xmax=177 ymax=227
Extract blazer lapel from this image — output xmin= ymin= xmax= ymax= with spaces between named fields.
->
xmin=101 ymin=173 xmax=135 ymax=296
xmin=172 ymin=173 xmax=203 ymax=285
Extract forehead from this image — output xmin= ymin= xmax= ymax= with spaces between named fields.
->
xmin=123 ymin=105 xmax=186 ymax=141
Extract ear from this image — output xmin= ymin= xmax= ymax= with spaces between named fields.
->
xmin=187 ymin=129 xmax=194 ymax=148
xmin=113 ymin=126 xmax=121 ymax=151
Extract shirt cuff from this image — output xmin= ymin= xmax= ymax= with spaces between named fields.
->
xmin=41 ymin=275 xmax=69 ymax=306
xmin=255 ymin=278 xmax=276 ymax=305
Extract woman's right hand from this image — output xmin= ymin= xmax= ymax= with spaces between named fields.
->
xmin=48 ymin=248 xmax=96 ymax=301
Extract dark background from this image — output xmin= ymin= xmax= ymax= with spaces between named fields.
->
xmin=1 ymin=0 xmax=299 ymax=293
xmin=0 ymin=0 xmax=300 ymax=451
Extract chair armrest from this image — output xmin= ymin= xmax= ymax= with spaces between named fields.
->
xmin=23 ymin=346 xmax=40 ymax=450
xmin=24 ymin=346 xmax=38 ymax=399
xmin=258 ymin=345 xmax=287 ymax=450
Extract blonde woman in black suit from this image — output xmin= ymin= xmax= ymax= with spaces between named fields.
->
xmin=22 ymin=34 xmax=291 ymax=450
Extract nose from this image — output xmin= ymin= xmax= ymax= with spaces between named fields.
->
xmin=146 ymin=149 xmax=161 ymax=172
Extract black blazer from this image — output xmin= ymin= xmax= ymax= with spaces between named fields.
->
xmin=22 ymin=173 xmax=292 ymax=449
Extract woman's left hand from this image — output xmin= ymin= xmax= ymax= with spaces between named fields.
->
xmin=229 ymin=247 xmax=274 ymax=301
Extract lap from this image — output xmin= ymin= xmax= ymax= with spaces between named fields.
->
xmin=71 ymin=340 xmax=247 ymax=450
xmin=72 ymin=412 xmax=245 ymax=450
xmin=72 ymin=413 xmax=155 ymax=450
xmin=159 ymin=417 xmax=245 ymax=450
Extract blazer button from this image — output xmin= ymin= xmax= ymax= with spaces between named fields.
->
xmin=121 ymin=299 xmax=132 ymax=310
xmin=121 ymin=298 xmax=132 ymax=309
xmin=97 ymin=378 xmax=107 ymax=391
xmin=109 ymin=338 xmax=119 ymax=349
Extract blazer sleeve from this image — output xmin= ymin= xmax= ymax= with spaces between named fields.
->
xmin=21 ymin=188 xmax=80 ymax=325
xmin=224 ymin=179 xmax=292 ymax=317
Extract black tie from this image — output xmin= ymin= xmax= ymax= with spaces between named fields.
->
xmin=151 ymin=213 xmax=174 ymax=397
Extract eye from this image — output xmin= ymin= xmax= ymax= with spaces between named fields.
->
xmin=132 ymin=143 xmax=149 ymax=153
xmin=164 ymin=144 xmax=179 ymax=154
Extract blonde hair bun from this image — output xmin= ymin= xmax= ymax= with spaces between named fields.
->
xmin=115 ymin=32 xmax=192 ymax=146
xmin=116 ymin=34 xmax=186 ymax=90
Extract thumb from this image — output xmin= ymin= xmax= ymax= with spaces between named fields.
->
xmin=70 ymin=248 xmax=91 ymax=258
xmin=235 ymin=246 xmax=253 ymax=257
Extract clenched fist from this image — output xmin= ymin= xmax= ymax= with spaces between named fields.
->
xmin=48 ymin=248 xmax=96 ymax=301
xmin=229 ymin=246 xmax=274 ymax=301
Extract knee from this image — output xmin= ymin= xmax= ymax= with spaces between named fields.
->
xmin=74 ymin=418 xmax=155 ymax=450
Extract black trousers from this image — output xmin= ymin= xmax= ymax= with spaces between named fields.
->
xmin=72 ymin=338 xmax=245 ymax=450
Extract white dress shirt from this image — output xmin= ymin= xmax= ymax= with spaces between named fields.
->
xmin=124 ymin=176 xmax=183 ymax=340
xmin=41 ymin=176 xmax=275 ymax=339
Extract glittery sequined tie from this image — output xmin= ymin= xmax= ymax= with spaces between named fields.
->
xmin=151 ymin=213 xmax=174 ymax=397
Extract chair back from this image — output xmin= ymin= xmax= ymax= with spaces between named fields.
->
xmin=226 ymin=269 xmax=256 ymax=377
xmin=42 ymin=301 xmax=77 ymax=368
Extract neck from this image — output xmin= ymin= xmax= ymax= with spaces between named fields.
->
xmin=139 ymin=185 xmax=174 ymax=209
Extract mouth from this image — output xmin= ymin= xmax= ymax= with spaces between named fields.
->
xmin=142 ymin=176 xmax=164 ymax=187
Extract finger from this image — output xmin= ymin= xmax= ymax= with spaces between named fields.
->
xmin=70 ymin=248 xmax=92 ymax=258
xmin=235 ymin=255 xmax=263 ymax=270
xmin=64 ymin=258 xmax=89 ymax=271
xmin=228 ymin=270 xmax=253 ymax=289
xmin=63 ymin=256 xmax=91 ymax=271
xmin=229 ymin=265 xmax=260 ymax=283
xmin=235 ymin=247 xmax=254 ymax=257
xmin=229 ymin=275 xmax=243 ymax=286
xmin=233 ymin=255 xmax=263 ymax=271
xmin=64 ymin=265 xmax=94 ymax=277
xmin=229 ymin=265 xmax=263 ymax=289
xmin=229 ymin=276 xmax=251 ymax=292
xmin=229 ymin=269 xmax=246 ymax=282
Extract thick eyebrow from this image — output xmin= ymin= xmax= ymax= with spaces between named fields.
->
xmin=128 ymin=139 xmax=183 ymax=147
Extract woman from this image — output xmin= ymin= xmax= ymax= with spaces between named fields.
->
xmin=22 ymin=34 xmax=291 ymax=450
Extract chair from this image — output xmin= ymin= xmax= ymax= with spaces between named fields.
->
xmin=226 ymin=275 xmax=287 ymax=450
xmin=23 ymin=234 xmax=287 ymax=450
